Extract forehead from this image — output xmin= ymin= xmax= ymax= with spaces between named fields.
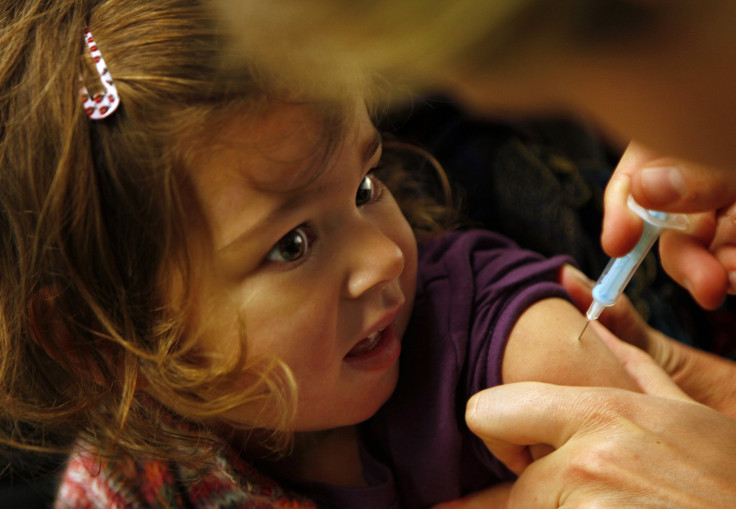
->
xmin=197 ymin=102 xmax=348 ymax=193
xmin=185 ymin=100 xmax=376 ymax=248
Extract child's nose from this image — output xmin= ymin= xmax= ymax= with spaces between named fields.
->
xmin=343 ymin=222 xmax=405 ymax=299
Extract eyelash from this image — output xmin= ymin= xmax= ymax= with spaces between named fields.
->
xmin=264 ymin=170 xmax=384 ymax=265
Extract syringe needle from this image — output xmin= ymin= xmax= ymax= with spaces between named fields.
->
xmin=577 ymin=320 xmax=590 ymax=342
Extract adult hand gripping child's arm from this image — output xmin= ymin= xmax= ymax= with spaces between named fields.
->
xmin=433 ymin=265 xmax=736 ymax=508
xmin=430 ymin=289 xmax=643 ymax=508
xmin=454 ymin=330 xmax=736 ymax=509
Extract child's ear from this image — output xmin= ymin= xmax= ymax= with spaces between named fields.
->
xmin=28 ymin=287 xmax=107 ymax=386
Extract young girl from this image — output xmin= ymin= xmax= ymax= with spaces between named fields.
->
xmin=0 ymin=1 xmax=640 ymax=507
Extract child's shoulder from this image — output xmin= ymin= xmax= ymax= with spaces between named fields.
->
xmin=417 ymin=228 xmax=570 ymax=277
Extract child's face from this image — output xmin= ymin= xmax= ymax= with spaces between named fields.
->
xmin=185 ymin=101 xmax=417 ymax=431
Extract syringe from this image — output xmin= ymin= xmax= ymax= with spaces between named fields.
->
xmin=578 ymin=196 xmax=688 ymax=340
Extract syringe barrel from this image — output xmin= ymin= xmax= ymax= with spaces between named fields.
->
xmin=591 ymin=220 xmax=664 ymax=307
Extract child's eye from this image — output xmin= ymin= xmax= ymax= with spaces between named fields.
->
xmin=356 ymin=173 xmax=381 ymax=207
xmin=266 ymin=227 xmax=311 ymax=263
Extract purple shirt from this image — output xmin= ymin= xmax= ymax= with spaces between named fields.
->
xmin=283 ymin=230 xmax=572 ymax=508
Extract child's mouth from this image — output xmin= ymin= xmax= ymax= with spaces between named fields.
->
xmin=343 ymin=324 xmax=401 ymax=371
xmin=346 ymin=329 xmax=384 ymax=358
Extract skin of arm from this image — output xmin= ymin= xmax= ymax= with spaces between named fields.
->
xmin=559 ymin=263 xmax=736 ymax=419
xmin=501 ymin=297 xmax=640 ymax=392
xmin=500 ymin=296 xmax=643 ymax=466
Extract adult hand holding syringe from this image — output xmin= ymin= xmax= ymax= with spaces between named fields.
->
xmin=579 ymin=196 xmax=688 ymax=339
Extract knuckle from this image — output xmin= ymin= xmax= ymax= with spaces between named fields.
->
xmin=564 ymin=442 xmax=619 ymax=484
xmin=577 ymin=390 xmax=636 ymax=425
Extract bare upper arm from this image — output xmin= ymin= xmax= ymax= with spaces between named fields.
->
xmin=501 ymin=298 xmax=640 ymax=392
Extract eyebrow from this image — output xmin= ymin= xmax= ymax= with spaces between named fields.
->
xmin=217 ymin=127 xmax=384 ymax=256
xmin=364 ymin=129 xmax=382 ymax=166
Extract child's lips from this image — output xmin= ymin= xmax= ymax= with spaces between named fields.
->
xmin=345 ymin=329 xmax=384 ymax=358
xmin=343 ymin=302 xmax=404 ymax=371
xmin=343 ymin=323 xmax=401 ymax=371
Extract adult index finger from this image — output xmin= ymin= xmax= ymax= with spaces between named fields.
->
xmin=590 ymin=321 xmax=695 ymax=402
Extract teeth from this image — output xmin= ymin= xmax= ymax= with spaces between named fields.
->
xmin=363 ymin=330 xmax=382 ymax=350
xmin=346 ymin=328 xmax=385 ymax=358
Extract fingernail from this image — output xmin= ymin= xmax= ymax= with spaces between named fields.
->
xmin=640 ymin=166 xmax=686 ymax=205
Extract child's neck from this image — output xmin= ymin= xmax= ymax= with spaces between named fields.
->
xmin=256 ymin=425 xmax=368 ymax=487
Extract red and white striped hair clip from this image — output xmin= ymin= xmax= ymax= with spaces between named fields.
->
xmin=80 ymin=28 xmax=120 ymax=120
